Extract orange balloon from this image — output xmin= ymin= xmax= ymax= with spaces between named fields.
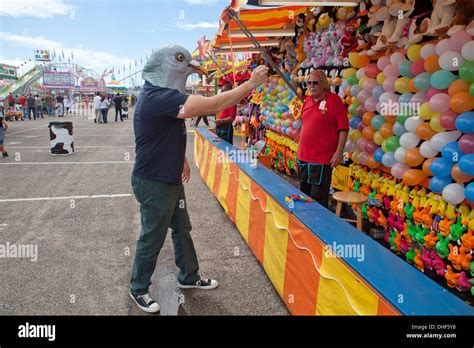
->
xmin=424 ymin=55 xmax=440 ymax=73
xmin=405 ymin=148 xmax=424 ymax=167
xmin=448 ymin=79 xmax=470 ymax=97
xmin=408 ymin=78 xmax=419 ymax=93
xmin=379 ymin=123 xmax=394 ymax=138
xmin=451 ymin=163 xmax=474 ymax=183
xmin=403 ymin=169 xmax=428 ymax=186
xmin=450 ymin=92 xmax=474 ymax=113
xmin=366 ymin=155 xmax=381 ymax=169
xmin=415 ymin=122 xmax=436 ymax=140
xmin=422 ymin=157 xmax=435 ymax=176
xmin=362 ymin=112 xmax=376 ymax=126
xmin=384 ymin=115 xmax=397 ymax=123
xmin=362 ymin=126 xmax=376 ymax=140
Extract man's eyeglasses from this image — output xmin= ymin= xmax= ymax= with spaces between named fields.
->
xmin=306 ymin=80 xmax=320 ymax=86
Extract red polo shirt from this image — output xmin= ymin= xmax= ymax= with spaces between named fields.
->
xmin=217 ymin=105 xmax=237 ymax=125
xmin=297 ymin=92 xmax=349 ymax=165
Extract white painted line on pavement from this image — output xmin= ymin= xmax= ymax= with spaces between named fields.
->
xmin=7 ymin=126 xmax=48 ymax=136
xmin=0 ymin=194 xmax=132 ymax=203
xmin=0 ymin=161 xmax=135 ymax=165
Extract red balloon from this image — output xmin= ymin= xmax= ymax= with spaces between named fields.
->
xmin=364 ymin=140 xmax=378 ymax=154
xmin=426 ymin=88 xmax=448 ymax=99
xmin=365 ymin=63 xmax=380 ymax=79
xmin=439 ymin=110 xmax=459 ymax=130
xmin=411 ymin=59 xmax=426 ymax=76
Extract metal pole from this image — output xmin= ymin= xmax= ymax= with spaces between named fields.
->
xmin=227 ymin=8 xmax=303 ymax=103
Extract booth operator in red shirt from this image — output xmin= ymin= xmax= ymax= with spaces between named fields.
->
xmin=297 ymin=70 xmax=349 ymax=208
xmin=214 ymin=83 xmax=237 ymax=144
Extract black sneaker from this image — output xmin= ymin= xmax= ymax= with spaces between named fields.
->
xmin=129 ymin=291 xmax=160 ymax=313
xmin=178 ymin=277 xmax=218 ymax=290
xmin=2 ymin=152 xmax=8 ymax=157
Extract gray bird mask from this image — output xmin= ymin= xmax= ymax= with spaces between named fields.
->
xmin=142 ymin=45 xmax=208 ymax=93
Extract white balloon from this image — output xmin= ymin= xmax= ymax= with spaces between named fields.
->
xmin=430 ymin=130 xmax=462 ymax=152
xmin=399 ymin=132 xmax=420 ymax=149
xmin=404 ymin=116 xmax=424 ymax=132
xmin=461 ymin=41 xmax=474 ymax=61
xmin=420 ymin=44 xmax=436 ymax=59
xmin=435 ymin=39 xmax=451 ymax=56
xmin=356 ymin=68 xmax=366 ymax=80
xmin=442 ymin=183 xmax=465 ymax=205
xmin=439 ymin=50 xmax=465 ymax=71
xmin=419 ymin=140 xmax=438 ymax=158
xmin=394 ymin=147 xmax=407 ymax=163
xmin=390 ymin=52 xmax=406 ymax=65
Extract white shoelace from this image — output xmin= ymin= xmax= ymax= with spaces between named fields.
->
xmin=140 ymin=294 xmax=153 ymax=304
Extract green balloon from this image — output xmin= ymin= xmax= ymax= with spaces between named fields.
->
xmin=348 ymin=74 xmax=359 ymax=86
xmin=459 ymin=60 xmax=474 ymax=84
xmin=382 ymin=140 xmax=389 ymax=153
xmin=348 ymin=103 xmax=359 ymax=115
xmin=386 ymin=136 xmax=400 ymax=152
xmin=470 ymin=83 xmax=474 ymax=97
xmin=397 ymin=115 xmax=410 ymax=125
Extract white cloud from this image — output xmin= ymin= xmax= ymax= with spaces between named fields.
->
xmin=0 ymin=32 xmax=134 ymax=72
xmin=176 ymin=22 xmax=219 ymax=30
xmin=0 ymin=0 xmax=75 ymax=18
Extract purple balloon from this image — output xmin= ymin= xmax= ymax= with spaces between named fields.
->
xmin=383 ymin=64 xmax=400 ymax=78
xmin=363 ymin=78 xmax=378 ymax=93
xmin=357 ymin=105 xmax=368 ymax=117
xmin=391 ymin=162 xmax=410 ymax=179
xmin=459 ymin=133 xmax=474 ymax=154
xmin=364 ymin=97 xmax=378 ymax=112
xmin=357 ymin=90 xmax=371 ymax=103
xmin=357 ymin=137 xmax=369 ymax=150
xmin=429 ymin=93 xmax=451 ymax=113
xmin=365 ymin=140 xmax=378 ymax=154
xmin=411 ymin=92 xmax=428 ymax=106
xmin=383 ymin=76 xmax=397 ymax=93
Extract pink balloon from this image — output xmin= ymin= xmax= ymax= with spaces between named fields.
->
xmin=357 ymin=90 xmax=371 ymax=104
xmin=364 ymin=140 xmax=378 ymax=154
xmin=383 ymin=64 xmax=400 ymax=78
xmin=449 ymin=30 xmax=472 ymax=52
xmin=411 ymin=59 xmax=426 ymax=76
xmin=426 ymin=88 xmax=448 ymax=99
xmin=383 ymin=76 xmax=397 ymax=93
xmin=357 ymin=105 xmax=367 ymax=117
xmin=365 ymin=63 xmax=380 ymax=78
xmin=411 ymin=92 xmax=428 ymax=105
xmin=377 ymin=56 xmax=391 ymax=71
xmin=435 ymin=38 xmax=451 ymax=56
xmin=390 ymin=52 xmax=406 ymax=65
xmin=459 ymin=133 xmax=474 ymax=154
xmin=364 ymin=97 xmax=378 ymax=112
xmin=345 ymin=140 xmax=357 ymax=152
xmin=359 ymin=151 xmax=369 ymax=165
xmin=358 ymin=121 xmax=365 ymax=132
xmin=357 ymin=137 xmax=369 ymax=150
xmin=391 ymin=162 xmax=410 ymax=179
xmin=363 ymin=78 xmax=378 ymax=93
xmin=428 ymin=93 xmax=451 ymax=112
xmin=439 ymin=110 xmax=459 ymax=130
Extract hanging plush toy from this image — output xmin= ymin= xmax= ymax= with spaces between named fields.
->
xmin=367 ymin=0 xmax=398 ymax=55
xmin=340 ymin=21 xmax=358 ymax=58
xmin=386 ymin=0 xmax=416 ymax=48
xmin=421 ymin=0 xmax=457 ymax=36
xmin=293 ymin=13 xmax=306 ymax=45
xmin=447 ymin=0 xmax=474 ymax=36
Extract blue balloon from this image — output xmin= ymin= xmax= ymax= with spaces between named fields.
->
xmin=371 ymin=114 xmax=385 ymax=130
xmin=414 ymin=72 xmax=432 ymax=92
xmin=399 ymin=93 xmax=413 ymax=105
xmin=430 ymin=70 xmax=457 ymax=90
xmin=459 ymin=154 xmax=474 ymax=176
xmin=399 ymin=60 xmax=414 ymax=78
xmin=282 ymin=105 xmax=289 ymax=112
xmin=441 ymin=141 xmax=464 ymax=163
xmin=429 ymin=175 xmax=453 ymax=193
xmin=293 ymin=119 xmax=302 ymax=129
xmin=372 ymin=85 xmax=385 ymax=100
xmin=455 ymin=112 xmax=474 ymax=133
xmin=465 ymin=182 xmax=474 ymax=203
xmin=349 ymin=116 xmax=362 ymax=129
xmin=393 ymin=122 xmax=407 ymax=136
xmin=382 ymin=152 xmax=397 ymax=167
xmin=374 ymin=147 xmax=385 ymax=163
xmin=430 ymin=158 xmax=453 ymax=177
xmin=350 ymin=84 xmax=361 ymax=97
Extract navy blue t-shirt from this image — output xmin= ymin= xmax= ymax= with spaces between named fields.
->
xmin=132 ymin=82 xmax=189 ymax=184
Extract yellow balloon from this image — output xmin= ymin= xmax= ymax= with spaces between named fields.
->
xmin=343 ymin=68 xmax=357 ymax=80
xmin=278 ymin=78 xmax=285 ymax=86
xmin=352 ymin=150 xmax=361 ymax=164
xmin=358 ymin=76 xmax=368 ymax=88
xmin=376 ymin=72 xmax=385 ymax=85
xmin=430 ymin=113 xmax=446 ymax=132
xmin=419 ymin=102 xmax=436 ymax=120
xmin=351 ymin=96 xmax=358 ymax=104
xmin=374 ymin=131 xmax=385 ymax=145
xmin=349 ymin=129 xmax=362 ymax=142
xmin=407 ymin=44 xmax=422 ymax=62
xmin=394 ymin=77 xmax=411 ymax=94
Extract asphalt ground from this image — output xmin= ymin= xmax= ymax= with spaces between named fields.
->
xmin=0 ymin=108 xmax=288 ymax=316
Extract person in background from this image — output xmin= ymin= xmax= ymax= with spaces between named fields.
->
xmin=27 ymin=93 xmax=36 ymax=120
xmin=113 ymin=93 xmax=123 ymax=122
xmin=296 ymin=70 xmax=349 ymax=208
xmin=35 ymin=95 xmax=43 ymax=119
xmin=99 ymin=95 xmax=109 ymax=123
xmin=56 ymin=94 xmax=64 ymax=117
xmin=64 ymin=95 xmax=70 ymax=116
xmin=19 ymin=94 xmax=27 ymax=120
xmin=214 ymin=83 xmax=237 ymax=144
xmin=45 ymin=93 xmax=54 ymax=117
xmin=7 ymin=93 xmax=14 ymax=108
xmin=0 ymin=105 xmax=9 ymax=157
xmin=121 ymin=97 xmax=129 ymax=119
xmin=93 ymin=92 xmax=102 ymax=123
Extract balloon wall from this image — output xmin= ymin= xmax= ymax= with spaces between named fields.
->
xmin=341 ymin=34 xmax=474 ymax=295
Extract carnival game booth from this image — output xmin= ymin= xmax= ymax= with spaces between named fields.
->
xmin=197 ymin=0 xmax=474 ymax=314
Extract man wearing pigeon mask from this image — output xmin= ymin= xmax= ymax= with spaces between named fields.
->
xmin=130 ymin=44 xmax=269 ymax=313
